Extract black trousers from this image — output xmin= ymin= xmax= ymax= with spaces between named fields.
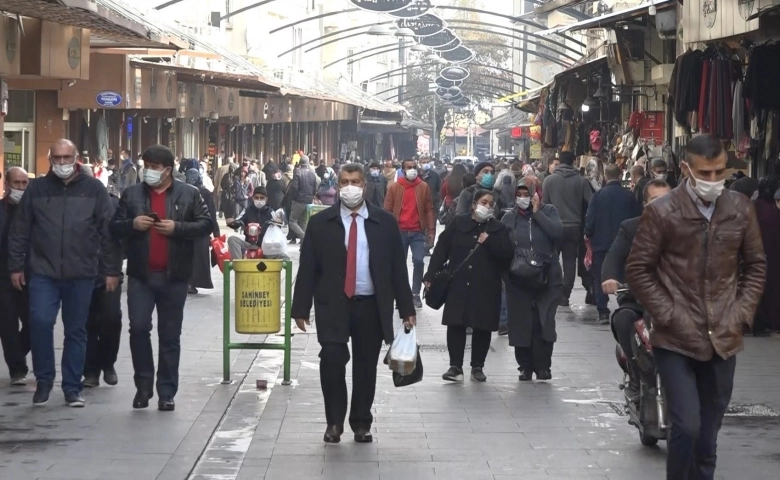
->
xmin=514 ymin=306 xmax=553 ymax=373
xmin=654 ymin=348 xmax=736 ymax=480
xmin=560 ymin=226 xmax=582 ymax=299
xmin=611 ymin=309 xmax=640 ymax=386
xmin=319 ymin=297 xmax=384 ymax=431
xmin=0 ymin=283 xmax=30 ymax=377
xmin=447 ymin=326 xmax=491 ymax=368
xmin=85 ymin=284 xmax=123 ymax=376
xmin=127 ymin=274 xmax=188 ymax=400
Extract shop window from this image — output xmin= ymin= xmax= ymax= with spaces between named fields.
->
xmin=5 ymin=90 xmax=34 ymax=123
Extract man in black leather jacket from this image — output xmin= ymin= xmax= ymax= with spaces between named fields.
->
xmin=602 ymin=179 xmax=670 ymax=402
xmin=110 ymin=145 xmax=212 ymax=412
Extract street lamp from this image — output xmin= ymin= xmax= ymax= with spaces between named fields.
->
xmin=394 ymin=26 xmax=416 ymax=37
xmin=411 ymin=44 xmax=428 ymax=52
xmin=367 ymin=24 xmax=395 ymax=36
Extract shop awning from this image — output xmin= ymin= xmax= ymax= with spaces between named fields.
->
xmin=553 ymin=55 xmax=608 ymax=82
xmin=1 ymin=0 xmax=188 ymax=48
xmin=537 ymin=0 xmax=676 ymax=35
xmin=130 ymin=60 xmax=282 ymax=93
xmin=481 ymin=109 xmax=531 ymax=131
xmin=533 ymin=0 xmax=591 ymax=15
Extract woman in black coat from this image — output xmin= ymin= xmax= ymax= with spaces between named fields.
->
xmin=424 ymin=189 xmax=514 ymax=383
xmin=185 ymin=169 xmax=221 ymax=294
xmin=264 ymin=164 xmax=286 ymax=210
xmin=501 ymin=178 xmax=563 ymax=381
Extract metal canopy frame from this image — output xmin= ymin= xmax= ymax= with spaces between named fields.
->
xmin=367 ymin=62 xmax=543 ymax=87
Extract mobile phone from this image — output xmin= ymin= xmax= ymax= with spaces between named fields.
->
xmin=147 ymin=212 xmax=161 ymax=222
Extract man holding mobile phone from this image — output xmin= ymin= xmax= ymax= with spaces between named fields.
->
xmin=110 ymin=145 xmax=212 ymax=411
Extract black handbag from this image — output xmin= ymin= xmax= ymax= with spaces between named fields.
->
xmin=423 ymin=243 xmax=480 ymax=310
xmin=510 ymin=216 xmax=551 ymax=291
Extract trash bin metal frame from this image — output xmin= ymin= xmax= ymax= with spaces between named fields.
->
xmin=222 ymin=260 xmax=292 ymax=385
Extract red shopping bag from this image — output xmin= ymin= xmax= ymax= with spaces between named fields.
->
xmin=211 ymin=235 xmax=230 ymax=272
xmin=584 ymin=238 xmax=593 ymax=271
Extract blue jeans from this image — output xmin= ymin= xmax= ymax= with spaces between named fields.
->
xmin=591 ymin=251 xmax=609 ymax=314
xmin=401 ymin=231 xmax=425 ymax=295
xmin=29 ymin=275 xmax=96 ymax=394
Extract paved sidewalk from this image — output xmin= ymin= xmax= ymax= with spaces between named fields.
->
xmin=3 ymin=227 xmax=780 ymax=480
xmin=0 ymin=263 xmax=272 ymax=480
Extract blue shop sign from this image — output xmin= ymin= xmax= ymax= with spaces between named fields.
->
xmin=96 ymin=91 xmax=123 ymax=108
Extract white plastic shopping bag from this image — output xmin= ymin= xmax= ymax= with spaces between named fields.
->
xmin=261 ymin=224 xmax=287 ymax=257
xmin=388 ymin=326 xmax=418 ymax=376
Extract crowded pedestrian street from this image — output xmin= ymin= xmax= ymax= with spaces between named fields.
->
xmin=3 ymin=1 xmax=780 ymax=480
xmin=0 ymin=238 xmax=778 ymax=480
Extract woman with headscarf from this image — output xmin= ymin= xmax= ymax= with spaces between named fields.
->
xmin=264 ymin=163 xmax=285 ymax=210
xmin=502 ymin=177 xmax=563 ymax=381
xmin=754 ymin=176 xmax=780 ymax=334
xmin=185 ymin=168 xmax=220 ymax=294
xmin=315 ymin=166 xmax=338 ymax=206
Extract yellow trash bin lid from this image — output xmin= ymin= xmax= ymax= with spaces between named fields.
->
xmin=233 ymin=259 xmax=284 ymax=334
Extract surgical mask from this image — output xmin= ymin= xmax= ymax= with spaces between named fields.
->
xmin=474 ymin=204 xmax=493 ymax=222
xmin=324 ymin=172 xmax=331 ymax=179
xmin=654 ymin=172 xmax=668 ymax=182
xmin=144 ymin=168 xmax=167 ymax=187
xmin=446 ymin=166 xmax=453 ymax=172
xmin=479 ymin=173 xmax=495 ymax=189
xmin=137 ymin=160 xmax=144 ymax=168
xmin=684 ymin=162 xmax=724 ymax=203
xmin=8 ymin=188 xmax=24 ymax=204
xmin=422 ymin=163 xmax=431 ymax=171
xmin=253 ymin=199 xmax=266 ymax=209
xmin=370 ymin=169 xmax=380 ymax=178
xmin=516 ymin=197 xmax=530 ymax=210
xmin=340 ymin=185 xmax=364 ymax=208
xmin=52 ymin=163 xmax=75 ymax=179
xmin=405 ymin=169 xmax=418 ymax=181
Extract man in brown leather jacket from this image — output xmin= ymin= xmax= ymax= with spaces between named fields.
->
xmin=626 ymin=134 xmax=766 ymax=480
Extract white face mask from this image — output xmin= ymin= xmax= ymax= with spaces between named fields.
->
xmin=474 ymin=204 xmax=494 ymax=222
xmin=654 ymin=172 xmax=668 ymax=182
xmin=144 ymin=168 xmax=167 ymax=187
xmin=52 ymin=163 xmax=75 ymax=179
xmin=324 ymin=172 xmax=331 ymax=179
xmin=253 ymin=199 xmax=266 ymax=209
xmin=516 ymin=197 xmax=531 ymax=210
xmin=339 ymin=185 xmax=364 ymax=208
xmin=8 ymin=188 xmax=24 ymax=204
xmin=405 ymin=169 xmax=418 ymax=181
xmin=274 ymin=172 xmax=282 ymax=180
xmin=684 ymin=162 xmax=724 ymax=203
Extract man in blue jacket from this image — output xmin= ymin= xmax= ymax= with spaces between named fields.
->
xmin=584 ymin=163 xmax=642 ymax=323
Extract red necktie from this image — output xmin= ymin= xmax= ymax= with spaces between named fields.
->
xmin=344 ymin=213 xmax=358 ymax=298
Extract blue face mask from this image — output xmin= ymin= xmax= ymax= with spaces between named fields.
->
xmin=479 ymin=172 xmax=495 ymax=189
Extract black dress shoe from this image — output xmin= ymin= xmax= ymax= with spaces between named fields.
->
xmin=518 ymin=369 xmax=533 ymax=381
xmin=133 ymin=390 xmax=151 ymax=409
xmin=353 ymin=430 xmax=373 ymax=443
xmin=103 ymin=369 xmax=118 ymax=386
xmin=158 ymin=399 xmax=175 ymax=411
xmin=323 ymin=425 xmax=342 ymax=443
xmin=535 ymin=369 xmax=552 ymax=381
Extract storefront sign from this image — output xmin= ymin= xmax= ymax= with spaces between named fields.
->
xmin=703 ymin=0 xmax=717 ymax=29
xmin=388 ymin=0 xmax=431 ymax=18
xmin=440 ymin=66 xmax=469 ymax=81
xmin=432 ymin=37 xmax=462 ymax=53
xmin=441 ymin=46 xmax=474 ymax=64
xmin=419 ymin=29 xmax=457 ymax=48
xmin=435 ymin=76 xmax=462 ymax=88
xmin=403 ymin=13 xmax=446 ymax=37
xmin=350 ymin=0 xmax=413 ymax=13
xmin=96 ymin=91 xmax=122 ymax=108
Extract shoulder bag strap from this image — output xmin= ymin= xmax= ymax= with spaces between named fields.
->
xmin=451 ymin=243 xmax=480 ymax=275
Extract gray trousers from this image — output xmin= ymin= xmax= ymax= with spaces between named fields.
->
xmin=288 ymin=201 xmax=309 ymax=240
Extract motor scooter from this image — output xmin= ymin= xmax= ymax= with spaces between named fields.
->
xmin=226 ymin=220 xmax=263 ymax=259
xmin=613 ymin=287 xmax=668 ymax=447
